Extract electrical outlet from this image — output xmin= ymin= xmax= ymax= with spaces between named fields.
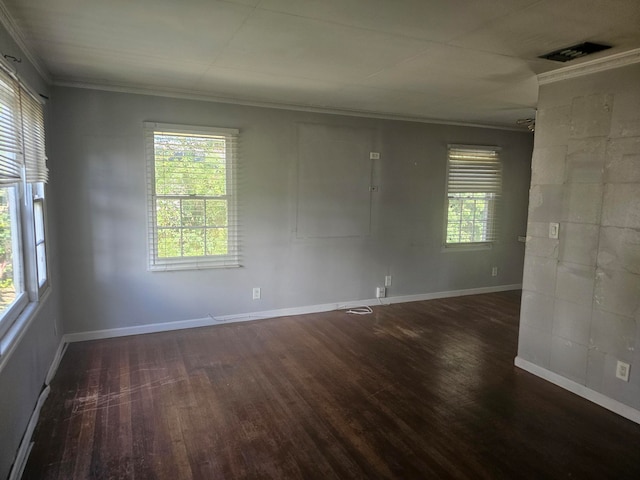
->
xmin=369 ymin=152 xmax=380 ymax=160
xmin=376 ymin=287 xmax=386 ymax=298
xmin=616 ymin=360 xmax=630 ymax=382
xmin=492 ymin=266 xmax=498 ymax=277
xmin=385 ymin=275 xmax=392 ymax=287
xmin=252 ymin=287 xmax=261 ymax=300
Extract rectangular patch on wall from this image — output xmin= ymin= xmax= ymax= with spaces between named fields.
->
xmin=296 ymin=123 xmax=374 ymax=239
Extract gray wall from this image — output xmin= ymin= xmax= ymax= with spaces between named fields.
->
xmin=0 ymin=27 xmax=62 ymax=480
xmin=51 ymin=87 xmax=533 ymax=334
xmin=518 ymin=63 xmax=640 ymax=410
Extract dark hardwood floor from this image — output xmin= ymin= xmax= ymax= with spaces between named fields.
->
xmin=24 ymin=291 xmax=640 ymax=479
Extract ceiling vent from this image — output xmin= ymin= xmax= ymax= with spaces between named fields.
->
xmin=539 ymin=42 xmax=611 ymax=62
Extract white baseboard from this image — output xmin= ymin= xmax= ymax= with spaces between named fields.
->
xmin=7 ymin=340 xmax=65 ymax=480
xmin=8 ymin=385 xmax=50 ymax=480
xmin=514 ymin=356 xmax=640 ymax=425
xmin=45 ymin=340 xmax=67 ymax=386
xmin=64 ymin=283 xmax=522 ymax=343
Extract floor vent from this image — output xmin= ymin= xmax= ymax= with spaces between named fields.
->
xmin=539 ymin=42 xmax=611 ymax=62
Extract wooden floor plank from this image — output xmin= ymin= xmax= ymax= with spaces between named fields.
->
xmin=23 ymin=291 xmax=640 ymax=479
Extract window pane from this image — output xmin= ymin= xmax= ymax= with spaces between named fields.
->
xmin=182 ymin=228 xmax=205 ymax=257
xmin=0 ymin=187 xmax=21 ymax=314
xmin=182 ymin=199 xmax=205 ymax=227
xmin=156 ymin=199 xmax=181 ymax=227
xmin=154 ymin=134 xmax=227 ymax=196
xmin=158 ymin=228 xmax=181 ymax=258
xmin=36 ymin=243 xmax=46 ymax=287
xmin=34 ymin=200 xmax=45 ymax=243
xmin=206 ymin=228 xmax=228 ymax=256
xmin=206 ymin=199 xmax=228 ymax=227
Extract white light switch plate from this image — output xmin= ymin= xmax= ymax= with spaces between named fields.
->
xmin=549 ymin=222 xmax=559 ymax=239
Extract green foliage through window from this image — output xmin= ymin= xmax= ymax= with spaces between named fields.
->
xmin=445 ymin=145 xmax=501 ymax=245
xmin=0 ymin=187 xmax=17 ymax=311
xmin=446 ymin=193 xmax=494 ymax=243
xmin=153 ymin=132 xmax=230 ymax=259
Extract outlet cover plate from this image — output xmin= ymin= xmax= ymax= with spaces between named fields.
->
xmin=616 ymin=360 xmax=630 ymax=381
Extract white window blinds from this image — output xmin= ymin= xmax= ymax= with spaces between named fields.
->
xmin=0 ymin=66 xmax=47 ymax=185
xmin=447 ymin=146 xmax=502 ymax=194
xmin=145 ymin=122 xmax=240 ymax=270
xmin=0 ymin=74 xmax=23 ymax=184
xmin=445 ymin=145 xmax=501 ymax=244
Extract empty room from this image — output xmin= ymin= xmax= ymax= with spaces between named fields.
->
xmin=1 ymin=1 xmax=640 ymax=478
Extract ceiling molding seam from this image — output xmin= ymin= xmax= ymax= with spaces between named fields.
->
xmin=538 ymin=47 xmax=640 ymax=85
xmin=0 ymin=0 xmax=51 ymax=83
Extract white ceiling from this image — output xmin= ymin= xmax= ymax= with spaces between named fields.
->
xmin=2 ymin=0 xmax=640 ymax=128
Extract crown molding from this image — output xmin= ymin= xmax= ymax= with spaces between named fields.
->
xmin=538 ymin=47 xmax=640 ymax=85
xmin=0 ymin=0 xmax=51 ymax=83
xmin=53 ymin=79 xmax=528 ymax=132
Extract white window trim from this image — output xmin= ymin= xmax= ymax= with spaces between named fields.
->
xmin=0 ymin=59 xmax=49 ymax=350
xmin=144 ymin=122 xmax=240 ymax=271
xmin=443 ymin=144 xmax=501 ymax=251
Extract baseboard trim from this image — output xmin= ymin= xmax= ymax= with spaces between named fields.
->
xmin=63 ymin=284 xmax=522 ymax=343
xmin=45 ymin=340 xmax=67 ymax=386
xmin=7 ymin=385 xmax=50 ymax=480
xmin=514 ymin=356 xmax=640 ymax=425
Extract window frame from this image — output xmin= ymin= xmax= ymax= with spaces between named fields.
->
xmin=443 ymin=144 xmax=502 ymax=250
xmin=33 ymin=184 xmax=48 ymax=293
xmin=0 ymin=63 xmax=49 ymax=350
xmin=0 ymin=183 xmax=28 ymax=340
xmin=145 ymin=122 xmax=240 ymax=271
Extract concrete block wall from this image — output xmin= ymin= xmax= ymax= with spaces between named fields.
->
xmin=518 ymin=62 xmax=640 ymax=411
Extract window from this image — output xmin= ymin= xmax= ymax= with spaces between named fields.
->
xmin=0 ymin=64 xmax=49 ymax=344
xmin=145 ymin=122 xmax=239 ymax=270
xmin=34 ymin=185 xmax=47 ymax=288
xmin=444 ymin=145 xmax=501 ymax=246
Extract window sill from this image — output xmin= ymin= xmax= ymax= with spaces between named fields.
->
xmin=441 ymin=242 xmax=493 ymax=253
xmin=149 ymin=258 xmax=242 ymax=272
xmin=0 ymin=288 xmax=52 ymax=372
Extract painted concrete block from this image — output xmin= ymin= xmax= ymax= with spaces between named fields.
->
xmin=594 ymin=268 xmax=640 ymax=318
xmin=558 ymin=222 xmax=599 ymax=266
xmin=590 ymin=309 xmax=636 ymax=363
xmin=565 ymin=137 xmax=606 ymax=184
xmin=602 ymin=183 xmax=640 ymax=228
xmin=522 ymin=255 xmax=557 ymax=296
xmin=604 ymin=137 xmax=640 ymax=184
xmin=534 ymin=104 xmax=571 ymax=147
xmin=518 ymin=324 xmax=551 ymax=368
xmin=529 ymin=184 xmax=564 ymax=222
xmin=550 ymin=335 xmax=588 ymax=384
xmin=555 ymin=262 xmax=595 ymax=306
xmin=526 ymin=236 xmax=559 ymax=259
xmin=562 ymin=183 xmax=603 ymax=224
xmin=531 ymin=145 xmax=567 ymax=185
xmin=610 ymin=91 xmax=640 ymax=138
xmin=526 ymin=221 xmax=552 ymax=238
xmin=570 ymin=93 xmax=613 ymax=139
xmin=552 ymin=298 xmax=592 ymax=346
xmin=586 ymin=348 xmax=605 ymax=392
xmin=520 ymin=290 xmax=555 ymax=333
xmin=597 ymin=226 xmax=640 ymax=275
